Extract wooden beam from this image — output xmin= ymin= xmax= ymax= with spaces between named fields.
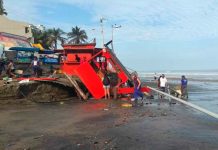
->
xmin=64 ymin=73 xmax=88 ymax=100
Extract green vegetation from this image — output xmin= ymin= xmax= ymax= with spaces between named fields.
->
xmin=1 ymin=0 xmax=89 ymax=48
xmin=32 ymin=26 xmax=88 ymax=49
xmin=67 ymin=26 xmax=88 ymax=44
xmin=0 ymin=0 xmax=7 ymax=15
xmin=0 ymin=0 xmax=89 ymax=48
xmin=32 ymin=29 xmax=53 ymax=49
xmin=47 ymin=28 xmax=66 ymax=49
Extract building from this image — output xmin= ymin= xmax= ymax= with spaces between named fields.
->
xmin=0 ymin=16 xmax=32 ymax=38
xmin=0 ymin=16 xmax=33 ymax=54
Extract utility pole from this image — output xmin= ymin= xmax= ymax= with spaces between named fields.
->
xmin=111 ymin=24 xmax=121 ymax=53
xmin=100 ymin=17 xmax=106 ymax=47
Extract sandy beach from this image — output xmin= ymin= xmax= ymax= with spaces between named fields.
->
xmin=0 ymin=99 xmax=218 ymax=150
xmin=1 ymin=0 xmax=218 ymax=149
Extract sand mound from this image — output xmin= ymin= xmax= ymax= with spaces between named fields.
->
xmin=0 ymin=81 xmax=77 ymax=104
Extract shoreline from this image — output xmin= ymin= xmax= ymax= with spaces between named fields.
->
xmin=141 ymin=76 xmax=218 ymax=83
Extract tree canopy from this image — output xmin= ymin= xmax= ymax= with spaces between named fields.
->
xmin=47 ymin=28 xmax=66 ymax=49
xmin=67 ymin=26 xmax=88 ymax=44
xmin=32 ymin=28 xmax=66 ymax=49
xmin=0 ymin=0 xmax=7 ymax=15
xmin=32 ymin=26 xmax=89 ymax=49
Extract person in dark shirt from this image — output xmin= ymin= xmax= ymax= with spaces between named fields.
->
xmin=102 ymin=71 xmax=110 ymax=99
xmin=6 ymin=60 xmax=15 ymax=78
xmin=0 ymin=58 xmax=5 ymax=76
xmin=75 ymin=54 xmax=81 ymax=62
xmin=181 ymin=75 xmax=188 ymax=99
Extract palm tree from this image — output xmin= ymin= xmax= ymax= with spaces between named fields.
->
xmin=32 ymin=28 xmax=66 ymax=49
xmin=47 ymin=28 xmax=65 ymax=49
xmin=67 ymin=26 xmax=88 ymax=44
xmin=0 ymin=0 xmax=7 ymax=15
xmin=32 ymin=30 xmax=53 ymax=49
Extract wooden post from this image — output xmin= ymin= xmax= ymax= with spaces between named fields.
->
xmin=64 ymin=73 xmax=88 ymax=100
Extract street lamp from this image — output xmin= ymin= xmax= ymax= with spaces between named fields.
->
xmin=111 ymin=24 xmax=121 ymax=52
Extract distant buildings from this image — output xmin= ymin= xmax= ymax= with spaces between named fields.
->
xmin=0 ymin=16 xmax=33 ymax=51
xmin=0 ymin=16 xmax=32 ymax=38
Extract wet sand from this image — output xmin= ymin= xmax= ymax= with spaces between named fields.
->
xmin=144 ymin=79 xmax=218 ymax=114
xmin=0 ymin=99 xmax=218 ymax=150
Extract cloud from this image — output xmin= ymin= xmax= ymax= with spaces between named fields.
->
xmin=61 ymin=0 xmax=218 ymax=40
xmin=4 ymin=0 xmax=218 ymax=42
xmin=4 ymin=0 xmax=218 ymax=70
xmin=4 ymin=0 xmax=42 ymax=24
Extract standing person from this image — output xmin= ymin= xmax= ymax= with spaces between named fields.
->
xmin=6 ymin=60 xmax=15 ymax=78
xmin=157 ymin=75 xmax=161 ymax=99
xmin=99 ymin=59 xmax=102 ymax=70
xmin=159 ymin=74 xmax=167 ymax=100
xmin=103 ymin=58 xmax=108 ymax=71
xmin=110 ymin=73 xmax=119 ymax=100
xmin=181 ymin=75 xmax=188 ymax=99
xmin=157 ymin=75 xmax=161 ymax=88
xmin=30 ymin=57 xmax=40 ymax=77
xmin=132 ymin=73 xmax=144 ymax=106
xmin=75 ymin=54 xmax=81 ymax=62
xmin=102 ymin=71 xmax=111 ymax=99
xmin=0 ymin=58 xmax=5 ymax=77
xmin=154 ymin=72 xmax=157 ymax=80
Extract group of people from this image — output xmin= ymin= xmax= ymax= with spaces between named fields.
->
xmin=102 ymin=71 xmax=119 ymax=100
xmin=102 ymin=71 xmax=145 ymax=106
xmin=0 ymin=56 xmax=42 ymax=79
xmin=156 ymin=74 xmax=188 ymax=99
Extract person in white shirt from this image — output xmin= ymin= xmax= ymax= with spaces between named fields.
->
xmin=160 ymin=74 xmax=167 ymax=91
xmin=30 ymin=57 xmax=40 ymax=77
xmin=159 ymin=74 xmax=167 ymax=100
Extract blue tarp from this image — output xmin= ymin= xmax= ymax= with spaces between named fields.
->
xmin=9 ymin=47 xmax=40 ymax=52
xmin=39 ymin=57 xmax=59 ymax=64
xmin=39 ymin=50 xmax=55 ymax=54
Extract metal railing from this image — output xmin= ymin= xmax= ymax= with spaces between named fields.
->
xmin=148 ymin=86 xmax=218 ymax=119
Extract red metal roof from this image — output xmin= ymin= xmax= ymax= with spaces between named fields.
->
xmin=62 ymin=43 xmax=96 ymax=50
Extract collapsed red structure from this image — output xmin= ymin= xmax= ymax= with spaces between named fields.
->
xmin=60 ymin=42 xmax=150 ymax=99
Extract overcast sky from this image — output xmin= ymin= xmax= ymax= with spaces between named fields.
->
xmin=4 ymin=0 xmax=218 ymax=72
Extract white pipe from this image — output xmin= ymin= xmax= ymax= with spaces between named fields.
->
xmin=148 ymin=86 xmax=218 ymax=119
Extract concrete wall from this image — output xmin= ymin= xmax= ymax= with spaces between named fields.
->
xmin=0 ymin=16 xmax=32 ymax=38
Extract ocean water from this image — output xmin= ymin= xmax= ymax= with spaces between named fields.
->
xmin=139 ymin=70 xmax=218 ymax=81
xmin=140 ymin=70 xmax=218 ymax=114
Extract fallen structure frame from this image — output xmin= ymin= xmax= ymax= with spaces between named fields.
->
xmin=60 ymin=42 xmax=151 ymax=99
